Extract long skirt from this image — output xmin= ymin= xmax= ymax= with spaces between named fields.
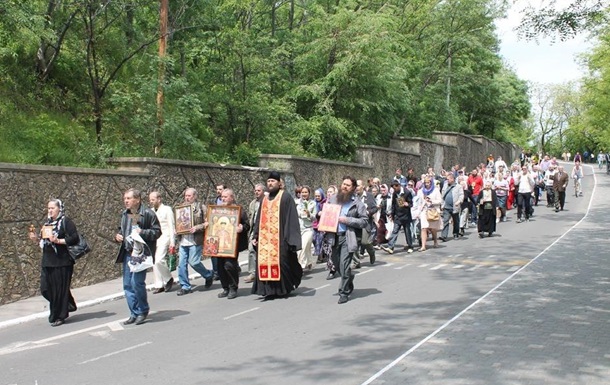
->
xmin=41 ymin=265 xmax=76 ymax=323
xmin=477 ymin=208 xmax=496 ymax=235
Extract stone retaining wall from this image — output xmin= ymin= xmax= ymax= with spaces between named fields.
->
xmin=0 ymin=132 xmax=519 ymax=304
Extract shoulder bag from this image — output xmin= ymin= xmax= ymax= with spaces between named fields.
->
xmin=68 ymin=233 xmax=92 ymax=262
xmin=426 ymin=206 xmax=440 ymax=221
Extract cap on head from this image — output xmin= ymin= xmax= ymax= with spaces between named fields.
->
xmin=267 ymin=171 xmax=281 ymax=182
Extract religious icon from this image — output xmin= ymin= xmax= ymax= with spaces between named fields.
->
xmin=175 ymin=204 xmax=193 ymax=235
xmin=318 ymin=203 xmax=341 ymax=233
xmin=41 ymin=225 xmax=54 ymax=239
xmin=204 ymin=205 xmax=241 ymax=258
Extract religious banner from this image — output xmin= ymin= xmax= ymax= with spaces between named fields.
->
xmin=317 ymin=203 xmax=341 ymax=233
xmin=257 ymin=191 xmax=283 ymax=281
xmin=203 ymin=205 xmax=241 ymax=258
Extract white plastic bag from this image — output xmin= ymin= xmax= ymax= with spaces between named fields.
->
xmin=385 ymin=219 xmax=394 ymax=240
xmin=128 ymin=230 xmax=153 ymax=273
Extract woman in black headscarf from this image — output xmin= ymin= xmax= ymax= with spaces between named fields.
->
xmin=29 ymin=199 xmax=79 ymax=326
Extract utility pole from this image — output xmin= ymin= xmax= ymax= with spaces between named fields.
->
xmin=446 ymin=40 xmax=451 ymax=108
xmin=155 ymin=0 xmax=168 ymax=155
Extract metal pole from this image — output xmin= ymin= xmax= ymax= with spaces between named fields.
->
xmin=155 ymin=0 xmax=168 ymax=155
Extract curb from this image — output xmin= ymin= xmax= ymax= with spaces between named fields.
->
xmin=0 ymin=260 xmax=249 ymax=330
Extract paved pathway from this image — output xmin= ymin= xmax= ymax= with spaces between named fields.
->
xmin=364 ymin=166 xmax=610 ymax=385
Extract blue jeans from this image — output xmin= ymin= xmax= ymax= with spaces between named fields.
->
xmin=470 ymin=195 xmax=479 ymax=223
xmin=387 ymin=220 xmax=413 ymax=249
xmin=123 ymin=258 xmax=149 ymax=317
xmin=178 ymin=245 xmax=212 ymax=290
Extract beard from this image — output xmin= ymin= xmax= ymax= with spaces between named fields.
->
xmin=336 ymin=190 xmax=352 ymax=204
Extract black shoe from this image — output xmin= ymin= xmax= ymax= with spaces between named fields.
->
xmin=218 ymin=289 xmax=229 ymax=298
xmin=453 ymin=235 xmax=459 ymax=240
xmin=135 ymin=313 xmax=148 ymax=325
xmin=338 ymin=295 xmax=349 ymax=304
xmin=369 ymin=254 xmax=376 ymax=265
xmin=176 ymin=288 xmax=192 ymax=296
xmin=123 ymin=316 xmax=136 ymax=325
xmin=68 ymin=302 xmax=77 ymax=312
xmin=164 ymin=277 xmax=174 ymax=292
xmin=478 ymin=232 xmax=484 ymax=238
xmin=326 ymin=271 xmax=337 ymax=280
xmin=213 ymin=273 xmax=220 ymax=281
xmin=228 ymin=288 xmax=238 ymax=299
xmin=152 ymin=287 xmax=165 ymax=294
xmin=205 ymin=277 xmax=214 ymax=288
xmin=439 ymin=237 xmax=448 ymax=242
xmin=51 ymin=319 xmax=64 ymax=327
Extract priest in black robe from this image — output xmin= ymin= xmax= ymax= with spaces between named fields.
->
xmin=251 ymin=171 xmax=303 ymax=298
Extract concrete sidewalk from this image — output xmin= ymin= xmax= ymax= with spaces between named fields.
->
xmin=0 ymin=252 xmax=250 ymax=329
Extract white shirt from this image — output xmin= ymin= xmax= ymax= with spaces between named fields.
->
xmin=154 ymin=203 xmax=175 ymax=247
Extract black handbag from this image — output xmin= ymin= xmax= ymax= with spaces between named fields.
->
xmin=68 ymin=233 xmax=91 ymax=262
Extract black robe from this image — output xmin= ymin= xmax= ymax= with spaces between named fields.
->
xmin=40 ymin=216 xmax=79 ymax=323
xmin=477 ymin=189 xmax=498 ymax=234
xmin=251 ymin=190 xmax=303 ymax=297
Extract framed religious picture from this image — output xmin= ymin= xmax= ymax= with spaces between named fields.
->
xmin=41 ymin=225 xmax=54 ymax=239
xmin=203 ymin=205 xmax=241 ymax=258
xmin=175 ymin=204 xmax=193 ymax=235
xmin=318 ymin=203 xmax=341 ymax=233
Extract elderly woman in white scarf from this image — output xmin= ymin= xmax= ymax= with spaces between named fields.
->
xmin=477 ymin=180 xmax=498 ymax=238
xmin=28 ymin=199 xmax=79 ymax=327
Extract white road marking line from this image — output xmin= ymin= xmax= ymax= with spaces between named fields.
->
xmin=79 ymin=342 xmax=152 ymax=365
xmin=303 ymin=284 xmax=330 ymax=294
xmin=506 ymin=266 xmax=519 ymax=272
xmin=360 ymin=168 xmax=597 ymax=385
xmin=223 ymin=307 xmax=260 ymax=321
xmin=0 ymin=342 xmax=58 ymax=356
xmin=108 ymin=321 xmax=124 ymax=332
xmin=417 ymin=264 xmax=430 ymax=268
xmin=453 ymin=265 xmax=465 ymax=269
xmin=395 ymin=264 xmax=412 ymax=270
xmin=490 ymin=265 xmax=502 ymax=269
xmin=35 ymin=321 xmax=125 ymax=344
xmin=357 ymin=269 xmax=375 ymax=276
xmin=467 ymin=265 xmax=482 ymax=271
xmin=383 ymin=263 xmax=395 ymax=267
xmin=430 ymin=264 xmax=447 ymax=270
xmin=487 ymin=254 xmax=497 ymax=259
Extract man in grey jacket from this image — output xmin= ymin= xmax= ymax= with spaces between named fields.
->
xmin=326 ymin=176 xmax=368 ymax=304
xmin=440 ymin=173 xmax=464 ymax=241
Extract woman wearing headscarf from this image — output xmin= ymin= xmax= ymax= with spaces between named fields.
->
xmin=477 ymin=180 xmax=498 ymax=237
xmin=28 ymin=199 xmax=79 ymax=326
xmin=296 ymin=186 xmax=317 ymax=272
xmin=417 ymin=176 xmax=443 ymax=251
xmin=312 ymin=188 xmax=326 ymax=263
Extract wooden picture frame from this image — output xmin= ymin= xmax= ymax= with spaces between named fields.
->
xmin=175 ymin=204 xmax=194 ymax=235
xmin=318 ymin=203 xmax=341 ymax=233
xmin=41 ymin=225 xmax=54 ymax=239
xmin=203 ymin=205 xmax=241 ymax=258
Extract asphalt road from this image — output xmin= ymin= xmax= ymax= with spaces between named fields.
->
xmin=1 ymin=163 xmax=600 ymax=385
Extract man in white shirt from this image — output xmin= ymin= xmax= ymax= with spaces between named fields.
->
xmin=149 ymin=191 xmax=176 ymax=294
xmin=515 ymin=166 xmax=535 ymax=223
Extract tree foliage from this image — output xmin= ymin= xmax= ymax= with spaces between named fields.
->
xmin=0 ymin=0 xmax=531 ymax=166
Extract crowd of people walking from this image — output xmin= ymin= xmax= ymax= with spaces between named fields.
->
xmin=28 ymin=153 xmax=590 ymax=326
